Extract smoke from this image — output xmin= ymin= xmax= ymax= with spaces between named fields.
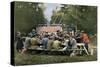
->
xmin=44 ymin=3 xmax=62 ymax=25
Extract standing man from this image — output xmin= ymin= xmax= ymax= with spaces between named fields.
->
xmin=16 ymin=34 xmax=24 ymax=53
xmin=81 ymin=31 xmax=90 ymax=51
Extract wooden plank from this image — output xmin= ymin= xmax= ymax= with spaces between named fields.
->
xmin=28 ymin=48 xmax=85 ymax=52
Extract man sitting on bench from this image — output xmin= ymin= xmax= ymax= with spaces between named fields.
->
xmin=52 ymin=37 xmax=62 ymax=50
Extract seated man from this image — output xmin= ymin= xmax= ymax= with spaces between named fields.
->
xmin=62 ymin=35 xmax=70 ymax=51
xmin=52 ymin=37 xmax=62 ymax=50
xmin=21 ymin=35 xmax=31 ymax=54
xmin=68 ymin=36 xmax=77 ymax=57
xmin=41 ymin=35 xmax=49 ymax=49
xmin=47 ymin=36 xmax=54 ymax=50
xmin=30 ymin=35 xmax=40 ymax=49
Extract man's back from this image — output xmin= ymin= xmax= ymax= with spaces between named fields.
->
xmin=31 ymin=37 xmax=38 ymax=46
xmin=69 ymin=38 xmax=77 ymax=49
xmin=52 ymin=40 xmax=61 ymax=49
xmin=24 ymin=37 xmax=31 ymax=48
xmin=48 ymin=39 xmax=54 ymax=49
xmin=41 ymin=37 xmax=49 ymax=49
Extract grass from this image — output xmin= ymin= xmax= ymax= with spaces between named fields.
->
xmin=14 ymin=52 xmax=97 ymax=65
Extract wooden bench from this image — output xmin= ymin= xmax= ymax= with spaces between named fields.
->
xmin=76 ymin=43 xmax=89 ymax=55
xmin=28 ymin=45 xmax=89 ymax=55
xmin=89 ymin=47 xmax=97 ymax=55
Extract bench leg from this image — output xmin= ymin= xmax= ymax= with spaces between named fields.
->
xmin=90 ymin=49 xmax=94 ymax=55
xmin=83 ymin=46 xmax=89 ymax=55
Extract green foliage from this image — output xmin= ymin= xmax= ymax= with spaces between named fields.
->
xmin=51 ymin=5 xmax=97 ymax=34
xmin=14 ymin=2 xmax=46 ymax=33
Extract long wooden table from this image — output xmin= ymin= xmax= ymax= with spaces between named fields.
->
xmin=28 ymin=43 xmax=89 ymax=55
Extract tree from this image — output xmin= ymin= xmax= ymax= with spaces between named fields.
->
xmin=14 ymin=2 xmax=47 ymax=33
xmin=50 ymin=4 xmax=97 ymax=34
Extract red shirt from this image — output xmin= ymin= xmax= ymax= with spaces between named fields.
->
xmin=81 ymin=33 xmax=90 ymax=43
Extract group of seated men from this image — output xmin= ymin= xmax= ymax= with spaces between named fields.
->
xmin=16 ymin=30 xmax=90 ymax=55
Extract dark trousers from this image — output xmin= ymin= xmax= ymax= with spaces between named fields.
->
xmin=85 ymin=43 xmax=89 ymax=51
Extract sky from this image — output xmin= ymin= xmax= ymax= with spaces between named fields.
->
xmin=43 ymin=3 xmax=62 ymax=24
